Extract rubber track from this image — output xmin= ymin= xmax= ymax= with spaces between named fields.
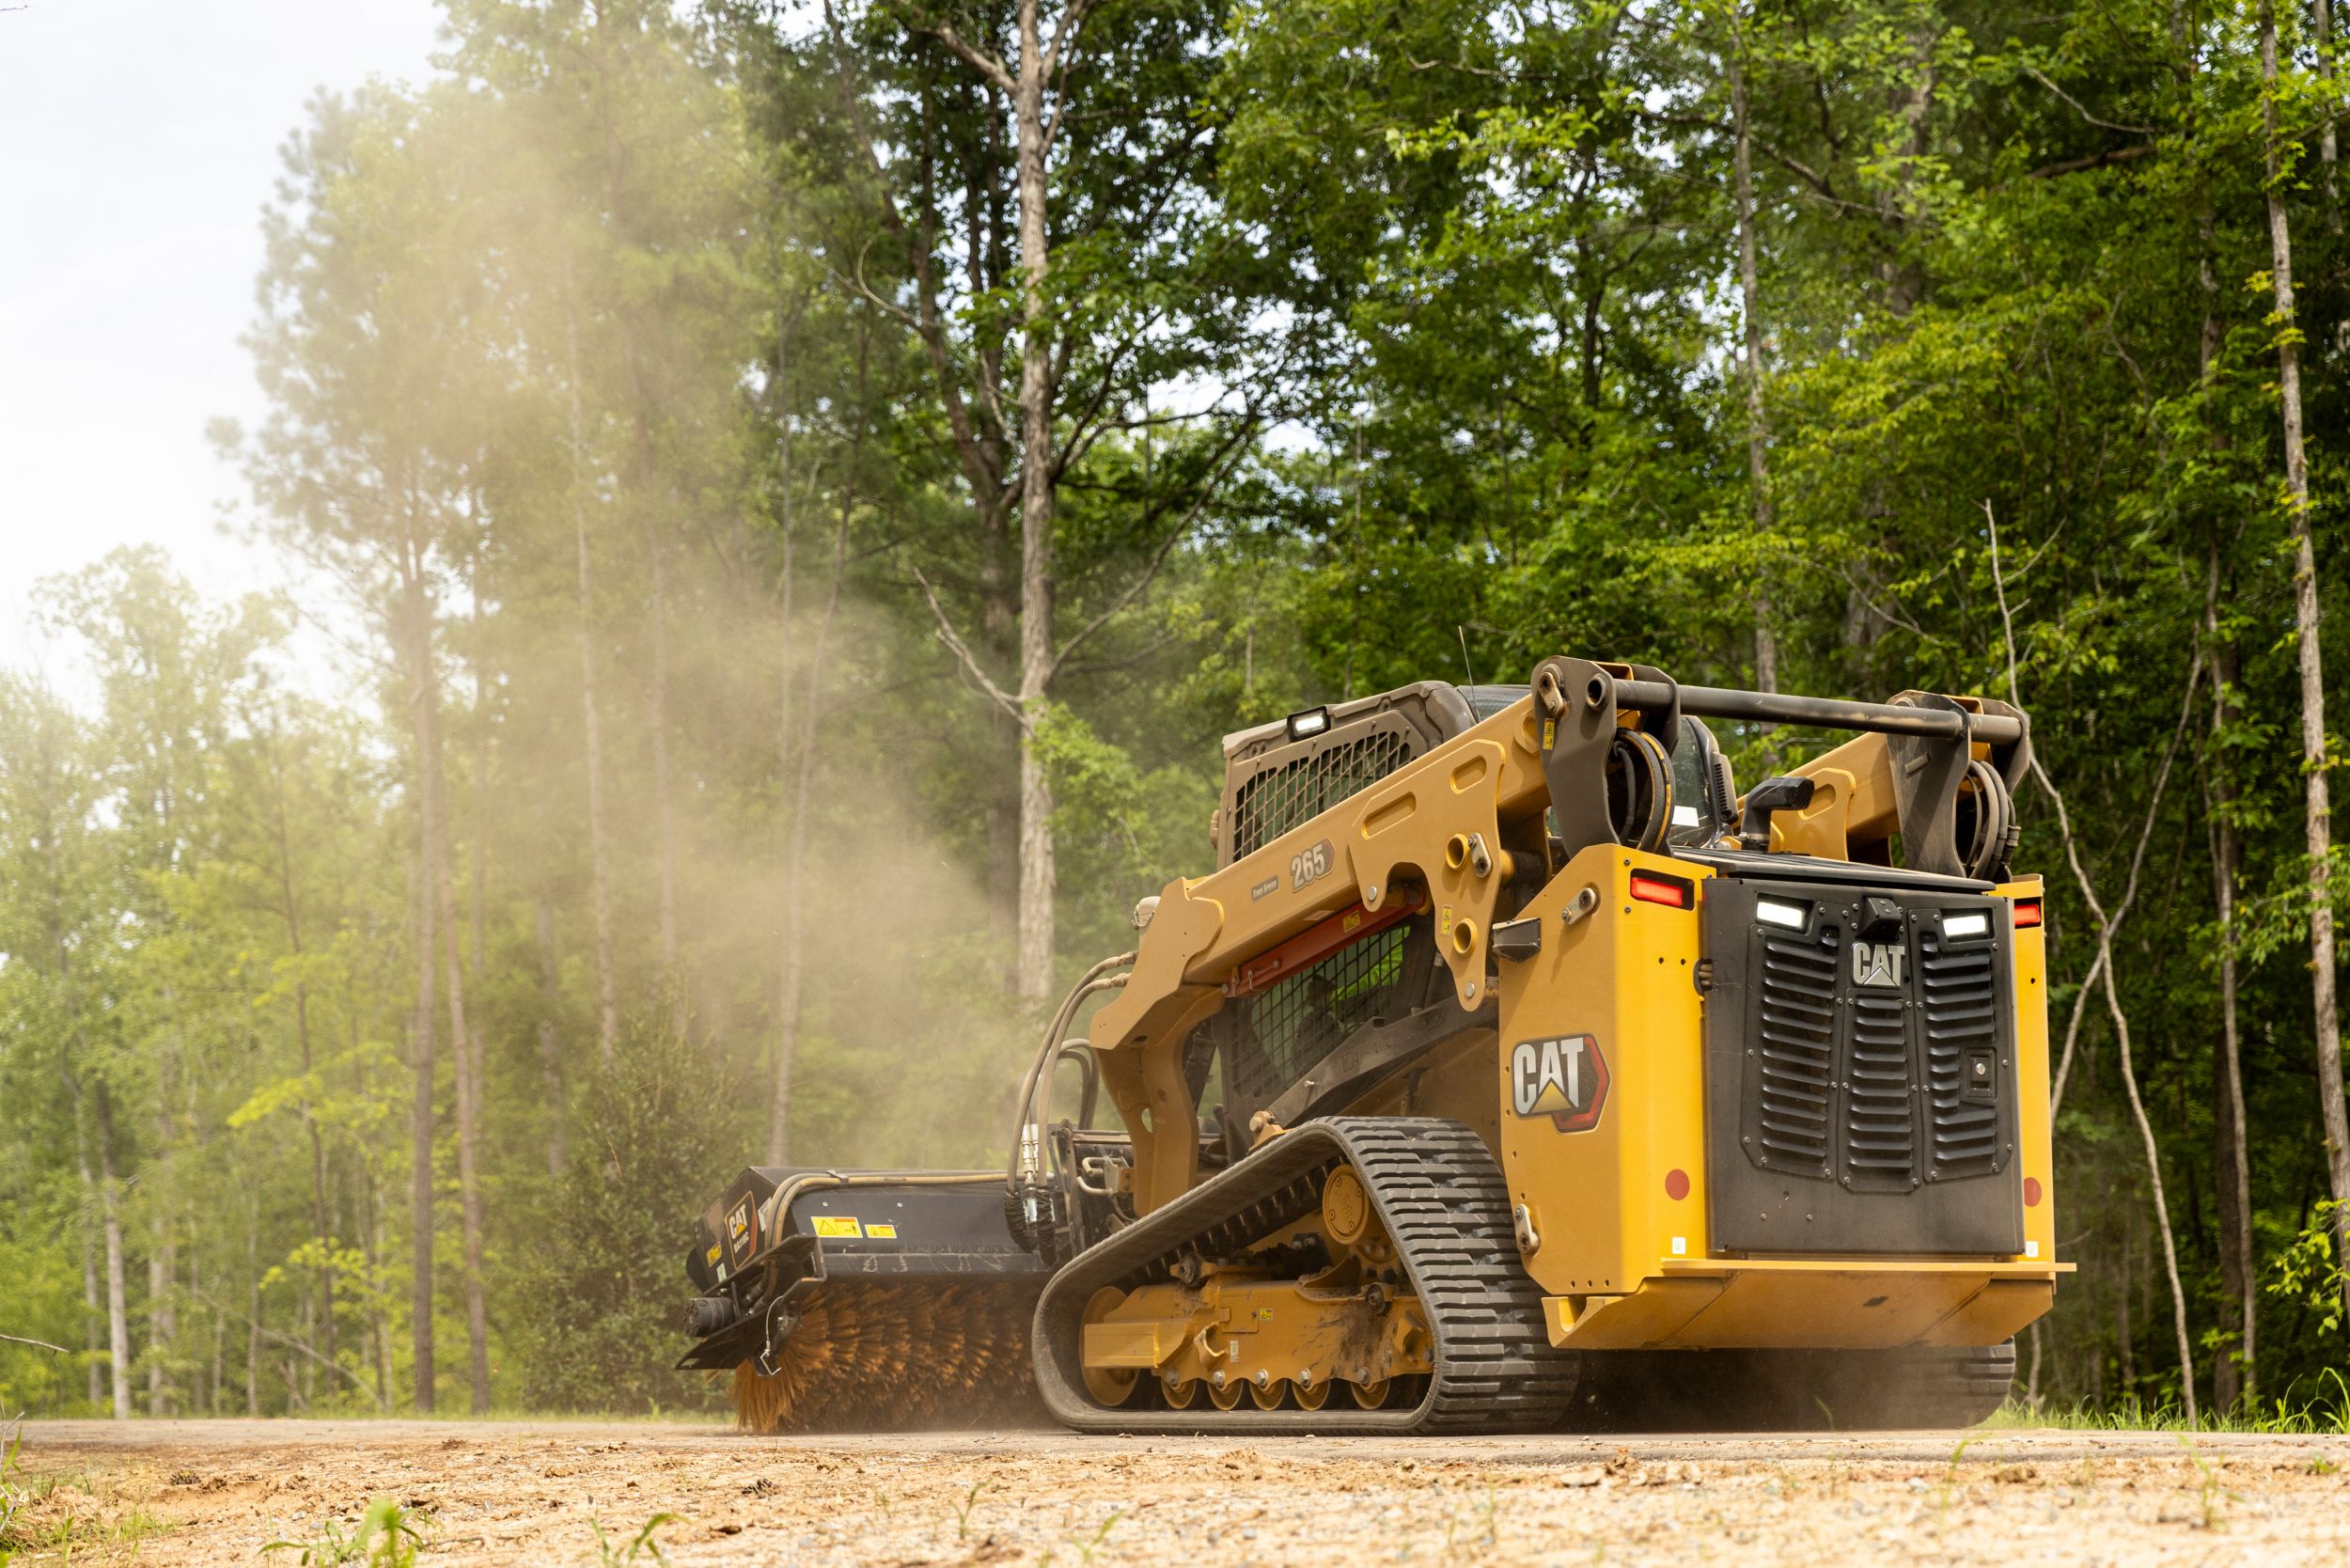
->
xmin=1031 ymin=1118 xmax=1577 ymax=1434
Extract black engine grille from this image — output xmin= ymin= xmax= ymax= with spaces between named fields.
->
xmin=1704 ymin=877 xmax=2023 ymax=1256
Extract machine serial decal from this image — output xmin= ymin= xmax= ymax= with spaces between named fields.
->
xmin=1851 ymin=940 xmax=1907 ymax=988
xmin=811 ymin=1215 xmax=864 ymax=1239
xmin=1509 ymin=1033 xmax=1609 ymax=1132
xmin=1289 ymin=838 xmax=1336 ymax=892
xmin=1249 ymin=874 xmax=1279 ymax=901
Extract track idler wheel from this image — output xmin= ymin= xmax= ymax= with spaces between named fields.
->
xmin=1078 ymin=1287 xmax=1138 ymax=1408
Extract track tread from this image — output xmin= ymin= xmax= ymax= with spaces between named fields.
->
xmin=1031 ymin=1117 xmax=1574 ymax=1434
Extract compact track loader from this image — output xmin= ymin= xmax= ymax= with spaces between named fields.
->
xmin=682 ymin=657 xmax=2067 ymax=1433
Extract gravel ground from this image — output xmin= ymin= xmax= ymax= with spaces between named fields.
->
xmin=8 ymin=1419 xmax=2348 ymax=1565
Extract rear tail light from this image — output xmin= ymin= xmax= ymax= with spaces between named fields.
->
xmin=2013 ymin=898 xmax=2043 ymax=929
xmin=1629 ymin=870 xmax=1695 ymax=909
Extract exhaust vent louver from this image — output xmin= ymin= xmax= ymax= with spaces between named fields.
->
xmin=1843 ymin=986 xmax=1919 ymax=1190
xmin=1919 ymin=930 xmax=2003 ymax=1180
xmin=1753 ymin=931 xmax=1836 ymax=1177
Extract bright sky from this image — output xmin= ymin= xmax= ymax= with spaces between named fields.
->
xmin=0 ymin=0 xmax=444 ymax=680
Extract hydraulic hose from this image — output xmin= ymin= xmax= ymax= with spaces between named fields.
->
xmin=1005 ymin=952 xmax=1136 ymax=1248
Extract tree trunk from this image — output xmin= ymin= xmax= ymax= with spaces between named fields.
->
xmin=273 ymin=762 xmax=337 ymax=1392
xmin=78 ymin=1135 xmax=102 ymax=1410
xmin=245 ymin=1199 xmax=262 ymax=1417
xmin=93 ymin=1083 xmax=131 ymax=1420
xmin=407 ymin=556 xmax=493 ymax=1416
xmin=438 ymin=882 xmax=493 ymax=1415
xmin=405 ymin=582 xmax=439 ymax=1415
xmin=767 ymin=320 xmax=867 ymax=1165
xmin=149 ymin=1217 xmax=172 ymax=1416
xmin=2263 ymin=0 xmax=2350 ymax=1322
xmin=644 ymin=467 xmax=681 ymax=1014
xmin=567 ymin=306 xmax=622 ymax=1066
xmin=2320 ymin=0 xmax=2342 ymax=220
xmin=2205 ymin=554 xmax=2257 ymax=1414
xmin=1012 ymin=0 xmax=1058 ymax=1002
xmin=535 ymin=896 xmax=570 ymax=1179
xmin=361 ymin=1156 xmax=391 ymax=1409
xmin=1728 ymin=11 xmax=1778 ymax=698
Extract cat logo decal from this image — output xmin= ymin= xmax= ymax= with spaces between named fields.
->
xmin=1509 ymin=1033 xmax=1608 ymax=1133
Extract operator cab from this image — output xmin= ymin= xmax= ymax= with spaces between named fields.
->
xmin=1666 ymin=715 xmax=1738 ymax=848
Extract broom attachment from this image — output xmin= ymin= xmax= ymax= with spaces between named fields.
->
xmin=728 ymin=1276 xmax=1049 ymax=1433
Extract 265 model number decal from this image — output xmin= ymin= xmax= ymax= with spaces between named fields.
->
xmin=1290 ymin=838 xmax=1336 ymax=891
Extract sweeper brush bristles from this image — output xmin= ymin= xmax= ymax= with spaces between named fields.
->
xmin=729 ymin=1277 xmax=1048 ymax=1433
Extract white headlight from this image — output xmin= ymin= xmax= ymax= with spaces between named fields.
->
xmin=1944 ymin=912 xmax=1991 ymax=939
xmin=1756 ymin=898 xmax=1809 ymax=930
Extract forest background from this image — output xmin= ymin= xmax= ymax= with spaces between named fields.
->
xmin=4 ymin=0 xmax=2349 ymax=1425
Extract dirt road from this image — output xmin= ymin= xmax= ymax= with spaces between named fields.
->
xmin=8 ymin=1419 xmax=2346 ymax=1565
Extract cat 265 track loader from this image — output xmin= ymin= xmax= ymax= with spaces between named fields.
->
xmin=682 ymin=656 xmax=2067 ymax=1433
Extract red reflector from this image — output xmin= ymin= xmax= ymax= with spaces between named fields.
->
xmin=2024 ymin=1177 xmax=2044 ymax=1208
xmin=1664 ymin=1168 xmax=1690 ymax=1201
xmin=1628 ymin=871 xmax=1692 ymax=909
xmin=2013 ymin=899 xmax=2044 ymax=929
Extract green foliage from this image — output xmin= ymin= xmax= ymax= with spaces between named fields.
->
xmin=263 ymin=1498 xmax=427 ymax=1567
xmin=1 ymin=1414 xmax=26 ymax=1553
xmin=509 ymin=1022 xmax=744 ymax=1415
xmin=588 ymin=1512 xmax=676 ymax=1567
xmin=2267 ymin=1203 xmax=2348 ymax=1340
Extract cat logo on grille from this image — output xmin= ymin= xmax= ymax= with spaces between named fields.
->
xmin=1510 ymin=1033 xmax=1608 ymax=1133
xmin=1852 ymin=940 xmax=1907 ymax=988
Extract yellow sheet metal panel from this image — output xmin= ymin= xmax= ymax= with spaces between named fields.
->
xmin=1550 ymin=1262 xmax=2060 ymax=1350
xmin=1082 ymin=1320 xmax=1169 ymax=1370
xmin=1499 ymin=843 xmax=1712 ymax=1299
xmin=2001 ymin=874 xmax=2057 ymax=1268
xmin=1543 ymin=1280 xmax=1721 ymax=1349
xmin=1667 ymin=1266 xmax=1966 ymax=1349
xmin=1916 ymin=1278 xmax=2057 ymax=1345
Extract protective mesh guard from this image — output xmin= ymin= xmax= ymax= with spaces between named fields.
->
xmin=1231 ymin=728 xmax=1415 ymax=856
xmin=1226 ymin=923 xmax=1413 ymax=1105
xmin=1222 ymin=722 xmax=1427 ymax=1108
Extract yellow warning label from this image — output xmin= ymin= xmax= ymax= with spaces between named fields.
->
xmin=866 ymin=1222 xmax=899 ymax=1239
xmin=810 ymin=1215 xmax=864 ymax=1239
xmin=705 ymin=1244 xmax=722 ymax=1266
xmin=1543 ymin=718 xmax=1557 ymax=749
